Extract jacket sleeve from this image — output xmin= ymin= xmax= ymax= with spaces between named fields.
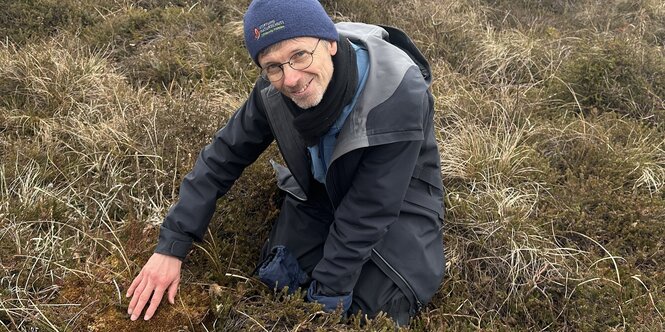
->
xmin=155 ymin=81 xmax=274 ymax=259
xmin=311 ymin=138 xmax=423 ymax=294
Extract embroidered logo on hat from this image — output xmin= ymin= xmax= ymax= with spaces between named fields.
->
xmin=254 ymin=20 xmax=285 ymax=40
xmin=243 ymin=0 xmax=338 ymax=64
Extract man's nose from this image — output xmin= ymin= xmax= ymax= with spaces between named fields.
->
xmin=281 ymin=66 xmax=302 ymax=87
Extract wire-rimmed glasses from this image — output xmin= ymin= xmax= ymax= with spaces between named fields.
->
xmin=260 ymin=39 xmax=322 ymax=82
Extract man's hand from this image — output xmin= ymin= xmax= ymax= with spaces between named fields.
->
xmin=126 ymin=253 xmax=182 ymax=321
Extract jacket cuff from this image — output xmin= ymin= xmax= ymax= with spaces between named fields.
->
xmin=306 ymin=280 xmax=352 ymax=313
xmin=154 ymin=225 xmax=194 ymax=260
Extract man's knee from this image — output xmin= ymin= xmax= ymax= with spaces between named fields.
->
xmin=349 ymin=260 xmax=417 ymax=326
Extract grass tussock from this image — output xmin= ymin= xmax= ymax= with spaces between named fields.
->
xmin=1 ymin=0 xmax=664 ymax=331
xmin=0 ymin=37 xmax=124 ymax=120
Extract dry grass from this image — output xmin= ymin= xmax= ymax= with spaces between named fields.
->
xmin=1 ymin=0 xmax=664 ymax=331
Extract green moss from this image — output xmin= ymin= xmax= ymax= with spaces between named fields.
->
xmin=537 ymin=113 xmax=664 ymax=258
xmin=202 ymin=149 xmax=282 ymax=277
xmin=548 ymin=37 xmax=665 ymax=121
xmin=0 ymin=0 xmax=97 ymax=44
xmin=80 ymin=3 xmax=252 ymax=92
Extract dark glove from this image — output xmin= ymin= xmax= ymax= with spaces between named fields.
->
xmin=256 ymin=245 xmax=308 ymax=294
xmin=306 ymin=280 xmax=352 ymax=313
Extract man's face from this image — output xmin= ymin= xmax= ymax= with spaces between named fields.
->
xmin=258 ymin=37 xmax=337 ymax=109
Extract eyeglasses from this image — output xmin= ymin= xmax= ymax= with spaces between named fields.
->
xmin=260 ymin=39 xmax=321 ymax=82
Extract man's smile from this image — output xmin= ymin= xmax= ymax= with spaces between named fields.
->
xmin=290 ymin=77 xmax=315 ymax=96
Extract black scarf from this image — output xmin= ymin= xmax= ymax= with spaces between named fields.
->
xmin=285 ymin=37 xmax=358 ymax=147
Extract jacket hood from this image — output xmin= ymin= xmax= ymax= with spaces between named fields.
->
xmin=336 ymin=22 xmax=432 ymax=86
xmin=329 ymin=22 xmax=433 ymax=162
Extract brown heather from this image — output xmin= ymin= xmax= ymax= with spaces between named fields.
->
xmin=1 ymin=0 xmax=664 ymax=331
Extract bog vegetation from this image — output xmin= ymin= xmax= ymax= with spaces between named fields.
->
xmin=1 ymin=0 xmax=664 ymax=331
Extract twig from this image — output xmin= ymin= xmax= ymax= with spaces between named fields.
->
xmin=113 ymin=278 xmax=122 ymax=305
xmin=630 ymin=275 xmax=664 ymax=319
xmin=236 ymin=309 xmax=269 ymax=332
xmin=225 ymin=273 xmax=251 ymax=282
xmin=568 ymin=231 xmax=623 ymax=285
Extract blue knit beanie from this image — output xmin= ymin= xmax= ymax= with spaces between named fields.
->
xmin=243 ymin=0 xmax=339 ymax=65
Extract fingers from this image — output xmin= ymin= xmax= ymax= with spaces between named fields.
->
xmin=167 ymin=277 xmax=180 ymax=304
xmin=127 ymin=275 xmax=148 ymax=315
xmin=126 ymin=273 xmax=142 ymax=298
xmin=128 ymin=278 xmax=151 ymax=320
xmin=143 ymin=286 xmax=166 ymax=320
xmin=126 ymin=253 xmax=182 ymax=320
xmin=130 ymin=280 xmax=154 ymax=321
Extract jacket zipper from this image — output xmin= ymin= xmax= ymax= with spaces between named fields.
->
xmin=324 ymin=153 xmax=423 ymax=311
xmin=319 ymin=141 xmax=325 ymax=175
xmin=372 ymin=248 xmax=423 ymax=311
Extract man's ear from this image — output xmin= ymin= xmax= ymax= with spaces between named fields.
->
xmin=328 ymin=40 xmax=338 ymax=56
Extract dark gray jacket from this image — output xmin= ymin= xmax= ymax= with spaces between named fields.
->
xmin=156 ymin=22 xmax=445 ymax=307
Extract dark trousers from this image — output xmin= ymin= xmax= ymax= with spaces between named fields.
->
xmin=260 ymin=184 xmax=415 ymax=326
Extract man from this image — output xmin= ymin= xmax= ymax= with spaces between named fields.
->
xmin=126 ymin=0 xmax=445 ymax=326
